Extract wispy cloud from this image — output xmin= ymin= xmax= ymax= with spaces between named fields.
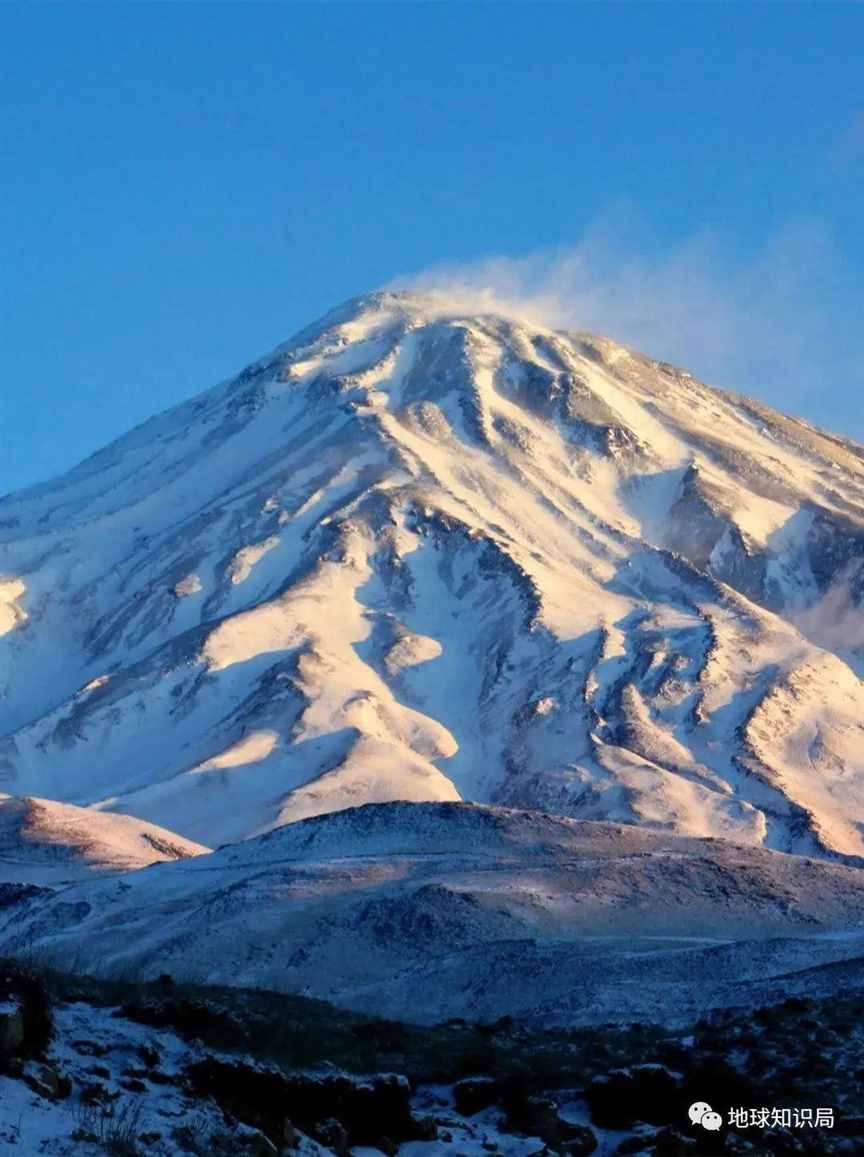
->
xmin=390 ymin=204 xmax=862 ymax=438
xmin=793 ymin=561 xmax=864 ymax=658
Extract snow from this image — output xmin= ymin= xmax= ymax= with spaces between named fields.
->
xmin=0 ymin=999 xmax=278 ymax=1157
xmin=383 ymin=632 xmax=443 ymax=677
xmin=2 ymin=290 xmax=864 ymax=856
xmin=190 ymin=730 xmax=279 ymax=773
xmin=74 ymin=675 xmax=110 ymax=699
xmin=228 ymin=535 xmax=281 ymax=585
xmin=4 ymin=292 xmax=864 ymax=1134
xmin=2 ymin=802 xmax=864 ymax=1028
xmin=173 ymin=573 xmax=202 ymax=598
xmin=0 ymin=576 xmax=26 ymax=636
xmin=0 ymin=795 xmax=209 ymax=884
xmin=0 ymin=986 xmax=577 ymax=1156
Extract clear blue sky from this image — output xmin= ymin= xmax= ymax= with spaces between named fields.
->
xmin=1 ymin=2 xmax=862 ymax=494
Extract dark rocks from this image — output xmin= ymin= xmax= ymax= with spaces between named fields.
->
xmin=24 ymin=1061 xmax=71 ymax=1100
xmin=138 ymin=1042 xmax=160 ymax=1067
xmin=454 ymin=1075 xmax=502 ymax=1116
xmin=71 ymin=1038 xmax=109 ymax=1057
xmin=412 ymin=1116 xmax=439 ymax=1142
xmin=282 ymin=1118 xmax=301 ymax=1148
xmin=504 ymin=1095 xmax=597 ymax=1154
xmin=311 ymin=1118 xmax=350 ymax=1155
xmin=454 ymin=1074 xmax=597 ymax=1154
xmin=120 ymin=1076 xmax=148 ymax=1093
xmin=186 ymin=1057 xmax=434 ymax=1150
xmin=560 ymin=1126 xmax=599 ymax=1156
xmin=0 ymin=999 xmax=24 ymax=1055
xmin=79 ymin=1080 xmax=119 ymax=1106
xmin=0 ymin=960 xmax=53 ymax=1060
xmin=586 ymin=1066 xmax=681 ymax=1130
xmin=0 ymin=883 xmax=51 ymax=910
xmin=207 ymin=1130 xmax=278 ymax=1156
xmin=120 ymin=997 xmax=248 ymax=1044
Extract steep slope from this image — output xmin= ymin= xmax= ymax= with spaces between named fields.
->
xmin=3 ymin=802 xmax=864 ymax=1026
xmin=2 ymin=291 xmax=864 ymax=855
xmin=0 ymin=794 xmax=208 ymax=883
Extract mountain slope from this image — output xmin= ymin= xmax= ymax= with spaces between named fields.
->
xmin=3 ymin=802 xmax=864 ymax=1026
xmin=2 ymin=291 xmax=864 ymax=855
xmin=0 ymin=794 xmax=208 ymax=883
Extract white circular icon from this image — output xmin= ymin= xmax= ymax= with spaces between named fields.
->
xmin=702 ymin=1111 xmax=723 ymax=1131
xmin=688 ymin=1101 xmax=712 ymax=1125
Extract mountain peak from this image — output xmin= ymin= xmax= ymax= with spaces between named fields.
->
xmin=278 ymin=286 xmax=594 ymax=363
xmin=3 ymin=294 xmax=864 ymax=863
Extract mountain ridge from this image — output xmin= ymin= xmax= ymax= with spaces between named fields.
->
xmin=4 ymin=800 xmax=864 ymax=1026
xmin=2 ymin=291 xmax=864 ymax=860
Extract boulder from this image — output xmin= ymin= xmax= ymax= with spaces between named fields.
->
xmin=454 ymin=1075 xmax=502 ymax=1116
xmin=186 ymin=1057 xmax=430 ymax=1150
xmin=505 ymin=1095 xmax=597 ymax=1153
xmin=0 ymin=999 xmax=24 ymax=1054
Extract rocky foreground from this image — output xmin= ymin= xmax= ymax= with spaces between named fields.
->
xmin=1 ymin=962 xmax=862 ymax=1156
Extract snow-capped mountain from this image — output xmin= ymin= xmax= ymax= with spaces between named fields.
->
xmin=3 ymin=290 xmax=864 ymax=858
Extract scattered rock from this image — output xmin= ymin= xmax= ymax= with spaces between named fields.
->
xmin=245 ymin=1131 xmax=279 ymax=1157
xmin=121 ymin=1076 xmax=148 ymax=1093
xmin=138 ymin=1043 xmax=160 ymax=1067
xmin=586 ymin=1067 xmax=681 ymax=1130
xmin=454 ymin=1075 xmax=502 ymax=1116
xmin=186 ymin=1057 xmax=429 ymax=1150
xmin=562 ymin=1126 xmax=600 ymax=1156
xmin=0 ymin=999 xmax=24 ymax=1054
xmin=0 ymin=961 xmax=53 ymax=1059
xmin=71 ymin=1038 xmax=108 ymax=1057
xmin=505 ymin=1094 xmax=597 ymax=1153
xmin=79 ymin=1081 xmax=111 ymax=1106
xmin=412 ymin=1116 xmax=439 ymax=1142
xmin=312 ymin=1118 xmax=350 ymax=1155
xmin=24 ymin=1061 xmax=71 ymax=1100
xmin=121 ymin=997 xmax=248 ymax=1043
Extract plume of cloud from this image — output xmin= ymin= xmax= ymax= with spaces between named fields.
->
xmin=793 ymin=560 xmax=864 ymax=658
xmin=390 ymin=204 xmax=862 ymax=439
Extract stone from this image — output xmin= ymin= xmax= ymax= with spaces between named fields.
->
xmin=0 ymin=1001 xmax=24 ymax=1054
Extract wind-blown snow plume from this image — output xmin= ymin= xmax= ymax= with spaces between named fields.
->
xmin=392 ymin=208 xmax=862 ymax=436
xmin=793 ymin=559 xmax=864 ymax=658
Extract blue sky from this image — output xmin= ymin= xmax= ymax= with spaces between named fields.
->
xmin=1 ymin=2 xmax=862 ymax=493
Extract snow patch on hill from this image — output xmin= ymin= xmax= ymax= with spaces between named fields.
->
xmin=0 ymin=795 xmax=209 ymax=884
xmin=0 ymin=576 xmax=26 ymax=636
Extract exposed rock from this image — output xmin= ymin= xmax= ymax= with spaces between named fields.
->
xmin=454 ymin=1075 xmax=502 ymax=1116
xmin=311 ymin=1118 xmax=349 ymax=1156
xmin=24 ymin=1060 xmax=71 ymax=1100
xmin=0 ymin=999 xmax=24 ymax=1054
